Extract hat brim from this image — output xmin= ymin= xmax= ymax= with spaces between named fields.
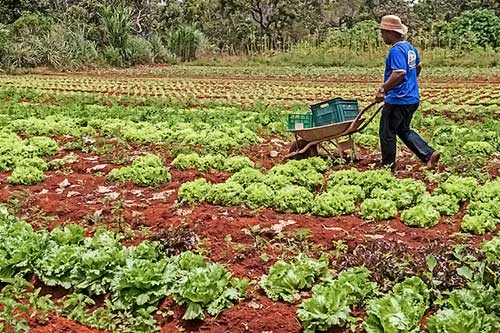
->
xmin=380 ymin=23 xmax=408 ymax=35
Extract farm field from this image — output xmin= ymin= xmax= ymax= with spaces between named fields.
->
xmin=1 ymin=65 xmax=500 ymax=333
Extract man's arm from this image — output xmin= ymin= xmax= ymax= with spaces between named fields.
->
xmin=382 ymin=70 xmax=406 ymax=91
xmin=375 ymin=70 xmax=405 ymax=102
xmin=417 ymin=63 xmax=422 ymax=77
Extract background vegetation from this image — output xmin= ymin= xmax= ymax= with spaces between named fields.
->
xmin=0 ymin=0 xmax=499 ymax=70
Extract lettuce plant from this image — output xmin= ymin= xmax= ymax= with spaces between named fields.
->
xmin=178 ymin=179 xmax=213 ymax=204
xmin=298 ymin=267 xmax=378 ymax=333
xmin=260 ymin=255 xmax=329 ymax=303
xmin=108 ymin=154 xmax=171 ymax=187
xmin=360 ymin=199 xmax=397 ymax=221
xmin=400 ymin=205 xmax=441 ymax=228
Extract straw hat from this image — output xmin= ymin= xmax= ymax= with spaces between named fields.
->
xmin=380 ymin=15 xmax=408 ymax=35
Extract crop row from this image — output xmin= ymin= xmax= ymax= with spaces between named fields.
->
xmin=0 ymin=97 xmax=498 ymax=185
xmin=1 ymin=76 xmax=499 ymax=106
xmin=9 ymin=64 xmax=500 ymax=82
xmin=3 ymin=204 xmax=500 ymax=332
xmin=178 ymin=160 xmax=500 ymax=234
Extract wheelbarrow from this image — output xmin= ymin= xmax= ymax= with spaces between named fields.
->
xmin=286 ymin=100 xmax=383 ymax=160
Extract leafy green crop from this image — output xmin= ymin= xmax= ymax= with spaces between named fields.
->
xmin=108 ymin=154 xmax=171 ymax=187
xmin=358 ymin=170 xmax=396 ymax=196
xmin=400 ymin=205 xmax=441 ymax=228
xmin=274 ymin=185 xmax=315 ymax=214
xmin=178 ymin=178 xmax=213 ymax=204
xmin=264 ymin=173 xmax=293 ymax=190
xmin=24 ymin=136 xmax=59 ymax=156
xmin=437 ymin=175 xmax=478 ymax=202
xmin=260 ymin=255 xmax=329 ymax=303
xmin=15 ymin=157 xmax=48 ymax=171
xmin=206 ymin=181 xmax=246 ymax=206
xmin=172 ymin=153 xmax=254 ymax=172
xmin=228 ymin=168 xmax=266 ymax=187
xmin=269 ymin=159 xmax=325 ymax=190
xmin=475 ymin=179 xmax=500 ymax=203
xmin=427 ymin=308 xmax=500 ymax=333
xmin=463 ymin=141 xmax=495 ymax=156
xmin=7 ymin=166 xmax=45 ymax=185
xmin=482 ymin=234 xmax=500 ymax=265
xmin=420 ymin=194 xmax=460 ymax=216
xmin=327 ymin=169 xmax=362 ymax=187
xmin=224 ymin=156 xmax=256 ymax=173
xmin=71 ymin=229 xmax=126 ymax=295
xmin=371 ymin=179 xmax=426 ymax=209
xmin=176 ymin=158 xmax=329 ymax=211
xmin=427 ymin=282 xmax=500 ymax=333
xmin=328 ymin=184 xmax=365 ymax=201
xmin=111 ymin=249 xmax=175 ymax=310
xmin=244 ymin=183 xmax=275 ymax=209
xmin=360 ymin=199 xmax=397 ymax=221
xmin=312 ymin=192 xmax=356 ymax=217
xmin=467 ymin=200 xmax=500 ymax=221
xmin=172 ymin=252 xmax=249 ymax=320
xmin=298 ymin=267 xmax=378 ymax=333
xmin=0 ymin=205 xmax=250 ymax=326
xmin=328 ymin=169 xmax=397 ymax=198
xmin=0 ymin=207 xmax=47 ymax=278
xmin=461 ymin=214 xmax=496 ymax=235
xmin=363 ymin=277 xmax=429 ymax=333
xmin=172 ymin=153 xmax=204 ymax=170
xmin=301 ymin=157 xmax=329 ymax=173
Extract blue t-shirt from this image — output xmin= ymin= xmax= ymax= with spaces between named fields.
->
xmin=384 ymin=41 xmax=421 ymax=105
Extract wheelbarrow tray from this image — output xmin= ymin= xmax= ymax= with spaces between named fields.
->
xmin=290 ymin=118 xmax=366 ymax=142
xmin=286 ymin=101 xmax=383 ymax=160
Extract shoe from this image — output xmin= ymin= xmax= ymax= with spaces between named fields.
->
xmin=427 ymin=151 xmax=440 ymax=169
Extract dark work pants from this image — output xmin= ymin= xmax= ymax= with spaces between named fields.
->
xmin=379 ymin=103 xmax=435 ymax=168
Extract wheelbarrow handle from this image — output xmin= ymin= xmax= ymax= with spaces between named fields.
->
xmin=353 ymin=100 xmax=380 ymax=123
xmin=340 ymin=101 xmax=382 ymax=135
xmin=355 ymin=104 xmax=384 ymax=133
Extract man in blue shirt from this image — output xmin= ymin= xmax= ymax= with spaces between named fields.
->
xmin=375 ymin=15 xmax=440 ymax=170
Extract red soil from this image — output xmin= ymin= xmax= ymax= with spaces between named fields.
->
xmin=28 ymin=315 xmax=106 ymax=333
xmin=0 ymin=139 xmax=496 ymax=333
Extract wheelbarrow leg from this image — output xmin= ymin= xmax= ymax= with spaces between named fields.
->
xmin=334 ymin=136 xmax=359 ymax=161
xmin=287 ymin=139 xmax=318 ymax=160
xmin=318 ymin=142 xmax=336 ymax=160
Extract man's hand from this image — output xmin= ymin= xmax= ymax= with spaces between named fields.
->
xmin=375 ymin=86 xmax=385 ymax=103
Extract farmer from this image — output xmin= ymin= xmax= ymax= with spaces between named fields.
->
xmin=375 ymin=15 xmax=440 ymax=171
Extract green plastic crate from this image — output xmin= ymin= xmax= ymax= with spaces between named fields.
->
xmin=341 ymin=101 xmax=360 ymax=121
xmin=288 ymin=112 xmax=313 ymax=130
xmin=311 ymin=98 xmax=359 ymax=126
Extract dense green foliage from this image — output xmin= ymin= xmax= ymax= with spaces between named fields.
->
xmin=0 ymin=1 xmax=499 ymax=69
xmin=0 ymin=207 xmax=248 ymax=326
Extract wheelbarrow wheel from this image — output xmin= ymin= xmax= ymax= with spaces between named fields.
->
xmin=288 ymin=139 xmax=318 ymax=160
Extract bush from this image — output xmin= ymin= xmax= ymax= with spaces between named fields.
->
xmin=2 ymin=40 xmax=41 ymax=68
xmin=102 ymin=46 xmax=124 ymax=67
xmin=322 ymin=20 xmax=382 ymax=53
xmin=436 ymin=9 xmax=500 ymax=49
xmin=126 ymin=36 xmax=153 ymax=65
xmin=169 ymin=25 xmax=204 ymax=62
xmin=149 ymin=34 xmax=175 ymax=64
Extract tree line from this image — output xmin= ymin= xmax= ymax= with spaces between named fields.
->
xmin=0 ymin=0 xmax=499 ymax=69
